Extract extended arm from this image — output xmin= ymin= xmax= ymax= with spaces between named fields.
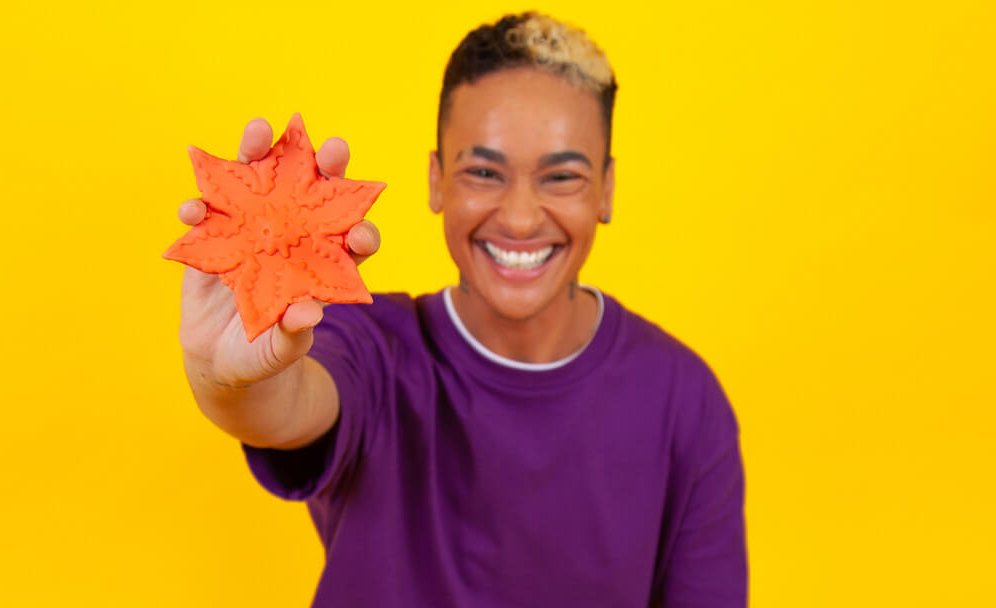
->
xmin=175 ymin=118 xmax=380 ymax=450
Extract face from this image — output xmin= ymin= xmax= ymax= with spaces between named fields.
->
xmin=429 ymin=67 xmax=615 ymax=323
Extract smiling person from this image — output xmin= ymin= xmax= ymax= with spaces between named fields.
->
xmin=176 ymin=12 xmax=746 ymax=608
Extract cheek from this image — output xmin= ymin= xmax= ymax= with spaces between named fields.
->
xmin=441 ymin=188 xmax=498 ymax=236
xmin=441 ymin=204 xmax=483 ymax=258
xmin=441 ymin=213 xmax=465 ymax=250
xmin=551 ymin=199 xmax=601 ymax=241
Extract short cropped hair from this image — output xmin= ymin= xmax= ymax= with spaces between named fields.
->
xmin=437 ymin=12 xmax=618 ymax=167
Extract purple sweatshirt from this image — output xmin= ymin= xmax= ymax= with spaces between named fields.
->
xmin=243 ymin=289 xmax=747 ymax=607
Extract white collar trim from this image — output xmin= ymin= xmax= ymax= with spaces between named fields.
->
xmin=442 ymin=285 xmax=605 ymax=372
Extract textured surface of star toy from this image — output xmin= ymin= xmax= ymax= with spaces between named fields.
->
xmin=164 ymin=114 xmax=386 ymax=341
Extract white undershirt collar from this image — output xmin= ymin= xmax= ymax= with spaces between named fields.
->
xmin=442 ymin=285 xmax=605 ymax=372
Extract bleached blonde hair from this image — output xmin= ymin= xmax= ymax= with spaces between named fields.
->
xmin=503 ymin=13 xmax=614 ymax=93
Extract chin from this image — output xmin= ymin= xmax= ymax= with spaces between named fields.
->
xmin=475 ymin=282 xmax=567 ymax=322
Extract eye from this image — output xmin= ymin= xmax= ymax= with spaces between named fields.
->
xmin=464 ymin=167 xmax=501 ymax=180
xmin=544 ymin=171 xmax=579 ymax=183
xmin=456 ymin=165 xmax=506 ymax=190
xmin=541 ymin=170 xmax=587 ymax=195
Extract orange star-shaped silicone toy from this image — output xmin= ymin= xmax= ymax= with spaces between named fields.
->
xmin=164 ymin=114 xmax=386 ymax=341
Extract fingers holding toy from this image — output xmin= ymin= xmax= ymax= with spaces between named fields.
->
xmin=316 ymin=137 xmax=351 ymax=178
xmin=178 ymin=198 xmax=207 ymax=226
xmin=347 ymin=220 xmax=381 ymax=265
xmin=238 ymin=118 xmax=274 ymax=163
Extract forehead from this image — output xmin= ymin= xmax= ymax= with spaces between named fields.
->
xmin=441 ymin=68 xmax=606 ymax=163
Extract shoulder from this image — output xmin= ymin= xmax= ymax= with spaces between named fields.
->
xmin=319 ymin=292 xmax=422 ymax=337
xmin=312 ymin=291 xmax=445 ymax=363
xmin=324 ymin=291 xmax=418 ymax=323
xmin=606 ymin=293 xmax=717 ymax=384
xmin=602 ymin=292 xmax=739 ymax=443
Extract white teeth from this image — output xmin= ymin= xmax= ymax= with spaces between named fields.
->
xmin=483 ymin=242 xmax=555 ymax=270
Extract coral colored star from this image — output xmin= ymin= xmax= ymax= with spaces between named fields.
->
xmin=164 ymin=114 xmax=386 ymax=341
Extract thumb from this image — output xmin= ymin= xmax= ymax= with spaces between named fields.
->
xmin=268 ymin=300 xmax=324 ymax=367
xmin=280 ymin=300 xmax=324 ymax=333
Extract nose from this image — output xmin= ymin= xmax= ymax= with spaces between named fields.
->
xmin=496 ymin=179 xmax=545 ymax=238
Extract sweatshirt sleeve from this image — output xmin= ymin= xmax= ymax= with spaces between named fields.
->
xmin=240 ymin=301 xmax=390 ymax=502
xmin=652 ymin=369 xmax=749 ymax=607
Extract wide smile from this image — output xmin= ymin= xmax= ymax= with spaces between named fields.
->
xmin=483 ymin=241 xmax=556 ymax=269
xmin=475 ymin=240 xmax=565 ymax=278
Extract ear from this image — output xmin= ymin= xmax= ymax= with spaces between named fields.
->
xmin=428 ymin=150 xmax=443 ymax=214
xmin=599 ymin=157 xmax=615 ymax=224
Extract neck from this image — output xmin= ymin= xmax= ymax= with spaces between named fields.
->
xmin=449 ymin=285 xmax=600 ymax=364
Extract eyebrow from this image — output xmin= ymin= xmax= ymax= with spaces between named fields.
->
xmin=455 ymin=146 xmax=593 ymax=169
xmin=455 ymin=146 xmax=508 ymax=165
xmin=538 ymin=150 xmax=592 ymax=169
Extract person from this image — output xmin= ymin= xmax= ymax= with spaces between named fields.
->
xmin=175 ymin=12 xmax=747 ymax=607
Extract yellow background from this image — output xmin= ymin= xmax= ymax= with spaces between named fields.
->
xmin=1 ymin=0 xmax=993 ymax=605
